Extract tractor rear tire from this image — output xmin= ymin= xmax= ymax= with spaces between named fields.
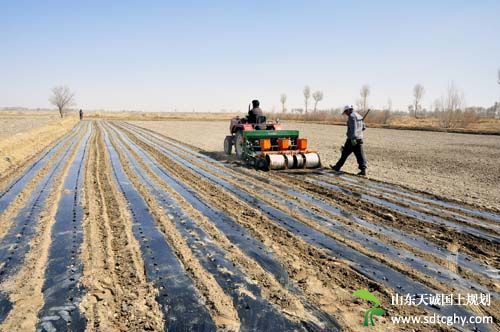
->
xmin=234 ymin=131 xmax=244 ymax=159
xmin=224 ymin=136 xmax=233 ymax=155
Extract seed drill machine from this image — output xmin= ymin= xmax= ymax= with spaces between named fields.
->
xmin=223 ymin=111 xmax=321 ymax=170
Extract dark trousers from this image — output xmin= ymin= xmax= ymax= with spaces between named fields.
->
xmin=334 ymin=139 xmax=366 ymax=170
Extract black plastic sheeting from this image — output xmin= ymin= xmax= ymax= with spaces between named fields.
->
xmin=125 ymin=124 xmax=492 ymax=332
xmin=36 ymin=124 xmax=92 ymax=332
xmin=176 ymin=157 xmax=490 ymax=294
xmin=0 ymin=124 xmax=80 ymax=214
xmin=338 ymin=174 xmax=500 ymax=223
xmin=106 ymin=126 xmax=336 ymax=332
xmin=130 ymin=123 xmax=495 ymax=283
xmin=230 ymin=166 xmax=493 ymax=279
xmin=124 ymin=124 xmax=493 ymax=293
xmin=103 ymin=129 xmax=217 ymax=332
xmin=320 ymin=174 xmax=497 ymax=230
xmin=311 ymin=178 xmax=499 ymax=245
xmin=0 ymin=130 xmax=81 ymax=323
xmin=111 ymin=125 xmax=290 ymax=287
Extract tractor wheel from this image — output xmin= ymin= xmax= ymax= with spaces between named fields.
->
xmin=224 ymin=136 xmax=233 ymax=155
xmin=234 ymin=131 xmax=245 ymax=159
xmin=256 ymin=158 xmax=269 ymax=171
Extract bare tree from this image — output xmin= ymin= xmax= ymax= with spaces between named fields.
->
xmin=383 ymin=98 xmax=392 ymax=124
xmin=438 ymin=82 xmax=466 ymax=128
xmin=312 ymin=90 xmax=323 ymax=112
xmin=303 ymin=86 xmax=311 ymax=113
xmin=360 ymin=85 xmax=370 ymax=111
xmin=280 ymin=94 xmax=287 ymax=112
xmin=413 ymin=84 xmax=425 ymax=118
xmin=49 ymin=85 xmax=75 ymax=118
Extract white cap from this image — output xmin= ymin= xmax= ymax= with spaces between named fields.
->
xmin=343 ymin=105 xmax=354 ymax=112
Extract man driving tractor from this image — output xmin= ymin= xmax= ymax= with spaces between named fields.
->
xmin=247 ymin=99 xmax=264 ymax=123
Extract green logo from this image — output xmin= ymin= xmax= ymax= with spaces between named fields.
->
xmin=353 ymin=289 xmax=386 ymax=327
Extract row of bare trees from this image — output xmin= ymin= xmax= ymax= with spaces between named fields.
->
xmin=303 ymin=86 xmax=324 ymax=112
xmin=276 ymin=80 xmax=496 ymax=128
xmin=279 ymin=82 xmax=460 ymax=119
xmin=279 ymin=87 xmax=324 ymax=113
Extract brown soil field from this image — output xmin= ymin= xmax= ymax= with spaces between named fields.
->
xmin=131 ymin=120 xmax=500 ymax=211
xmin=0 ymin=118 xmax=498 ymax=332
xmin=0 ymin=118 xmax=55 ymax=140
xmin=0 ymin=112 xmax=79 ymax=181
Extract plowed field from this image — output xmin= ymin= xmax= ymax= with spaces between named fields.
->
xmin=0 ymin=120 xmax=498 ymax=331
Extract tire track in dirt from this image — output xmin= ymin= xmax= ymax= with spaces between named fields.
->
xmin=101 ymin=124 xmax=228 ymax=331
xmin=36 ymin=123 xmax=92 ymax=331
xmin=78 ymin=123 xmax=164 ymax=332
xmin=121 ymin=122 xmax=495 ymax=331
xmin=0 ymin=123 xmax=87 ymax=331
xmin=105 ymin=123 xmax=334 ymax=331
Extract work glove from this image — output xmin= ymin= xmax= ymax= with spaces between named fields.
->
xmin=351 ymin=139 xmax=358 ymax=146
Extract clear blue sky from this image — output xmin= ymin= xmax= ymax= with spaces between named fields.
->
xmin=2 ymin=0 xmax=499 ymax=112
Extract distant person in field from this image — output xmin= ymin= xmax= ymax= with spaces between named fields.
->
xmin=247 ymin=99 xmax=264 ymax=124
xmin=79 ymin=109 xmax=83 ymax=120
xmin=331 ymin=105 xmax=367 ymax=176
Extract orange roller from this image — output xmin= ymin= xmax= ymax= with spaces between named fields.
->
xmin=277 ymin=138 xmax=290 ymax=150
xmin=297 ymin=138 xmax=308 ymax=150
